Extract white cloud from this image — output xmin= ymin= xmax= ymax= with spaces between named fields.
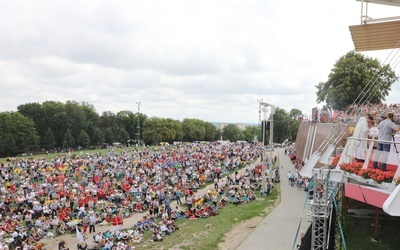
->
xmin=1 ymin=0 xmax=400 ymax=123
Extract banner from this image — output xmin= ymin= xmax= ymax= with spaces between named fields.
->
xmin=76 ymin=227 xmax=84 ymax=242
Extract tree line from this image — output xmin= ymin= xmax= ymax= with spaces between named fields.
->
xmin=0 ymin=100 xmax=302 ymax=157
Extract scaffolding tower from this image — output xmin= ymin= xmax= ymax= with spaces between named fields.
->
xmin=309 ymin=169 xmax=342 ymax=249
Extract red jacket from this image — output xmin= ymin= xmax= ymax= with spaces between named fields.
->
xmin=117 ymin=216 xmax=123 ymax=226
xmin=111 ymin=217 xmax=118 ymax=226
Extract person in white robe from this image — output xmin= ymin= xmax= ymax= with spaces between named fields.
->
xmin=347 ymin=115 xmax=374 ymax=161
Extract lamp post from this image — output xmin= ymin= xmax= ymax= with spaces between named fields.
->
xmin=258 ymin=99 xmax=275 ymax=191
xmin=136 ymin=102 xmax=141 ymax=146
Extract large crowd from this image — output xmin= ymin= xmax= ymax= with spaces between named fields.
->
xmin=8 ymin=103 xmax=396 ymax=249
xmin=309 ymin=103 xmax=400 ymax=125
xmin=0 ymin=142 xmax=273 ymax=250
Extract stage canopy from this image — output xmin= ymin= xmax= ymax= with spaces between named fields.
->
xmin=356 ymin=0 xmax=400 ymax=7
xmin=350 ymin=0 xmax=400 ymax=51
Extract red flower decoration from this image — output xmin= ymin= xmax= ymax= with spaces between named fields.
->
xmin=331 ymin=154 xmax=341 ymax=167
xmin=339 ymin=163 xmax=394 ymax=183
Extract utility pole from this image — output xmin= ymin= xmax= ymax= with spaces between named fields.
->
xmin=136 ymin=102 xmax=141 ymax=146
xmin=258 ymin=99 xmax=275 ymax=191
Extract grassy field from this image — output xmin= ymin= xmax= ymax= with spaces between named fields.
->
xmin=134 ymin=188 xmax=279 ymax=250
xmin=0 ymin=147 xmax=133 ymax=162
xmin=0 ymin=147 xmax=150 ymax=162
xmin=1 ymin=147 xmax=281 ymax=249
xmin=344 ymin=213 xmax=400 ymax=250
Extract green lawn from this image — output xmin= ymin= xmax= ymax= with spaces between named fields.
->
xmin=343 ymin=214 xmax=400 ymax=250
xmin=135 ymin=188 xmax=279 ymax=250
xmin=1 ymin=148 xmax=280 ymax=250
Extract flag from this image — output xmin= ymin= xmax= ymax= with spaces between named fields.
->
xmin=76 ymin=227 xmax=84 ymax=242
xmin=317 ymin=108 xmax=321 ymax=122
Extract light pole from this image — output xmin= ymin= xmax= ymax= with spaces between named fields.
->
xmin=258 ymin=99 xmax=275 ymax=191
xmin=136 ymin=102 xmax=141 ymax=146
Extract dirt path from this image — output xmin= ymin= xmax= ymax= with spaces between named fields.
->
xmin=218 ymin=191 xmax=280 ymax=250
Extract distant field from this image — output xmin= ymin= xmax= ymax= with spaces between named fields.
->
xmin=0 ymin=147 xmax=143 ymax=162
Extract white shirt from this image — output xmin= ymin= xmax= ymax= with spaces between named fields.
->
xmin=104 ymin=241 xmax=113 ymax=249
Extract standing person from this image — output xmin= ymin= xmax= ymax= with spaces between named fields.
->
xmin=373 ymin=113 xmax=399 ymax=171
xmin=52 ymin=217 xmax=60 ymax=237
xmin=213 ymin=177 xmax=218 ymax=190
xmin=348 ymin=114 xmax=374 ymax=162
xmin=211 ymin=193 xmax=217 ymax=207
xmin=89 ymin=212 xmax=96 ymax=233
xmin=81 ymin=215 xmax=89 ymax=234
xmin=174 ymin=189 xmax=182 ymax=205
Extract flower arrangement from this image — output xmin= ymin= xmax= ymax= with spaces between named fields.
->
xmin=339 ymin=163 xmax=363 ymax=174
xmin=331 ymin=154 xmax=341 ymax=167
xmin=339 ymin=163 xmax=395 ymax=183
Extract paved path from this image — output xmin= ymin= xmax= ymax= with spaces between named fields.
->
xmin=237 ymin=148 xmax=311 ymax=250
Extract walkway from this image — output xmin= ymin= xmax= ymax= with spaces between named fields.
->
xmin=237 ymin=148 xmax=311 ymax=250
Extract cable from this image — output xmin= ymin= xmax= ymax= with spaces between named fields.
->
xmin=332 ymin=186 xmax=347 ymax=250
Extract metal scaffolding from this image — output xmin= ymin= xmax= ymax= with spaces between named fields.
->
xmin=309 ymin=169 xmax=342 ymax=249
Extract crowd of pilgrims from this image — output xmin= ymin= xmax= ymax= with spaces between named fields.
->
xmin=0 ymin=141 xmax=271 ymax=249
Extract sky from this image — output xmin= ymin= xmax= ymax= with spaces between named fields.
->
xmin=1 ymin=0 xmax=400 ymax=124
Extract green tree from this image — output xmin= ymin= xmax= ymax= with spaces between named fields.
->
xmin=77 ymin=130 xmax=90 ymax=148
xmin=65 ymin=100 xmax=87 ymax=139
xmin=0 ymin=135 xmax=16 ymax=156
xmin=164 ymin=118 xmax=180 ymax=143
xmin=142 ymin=117 xmax=179 ymax=145
xmin=92 ymin=127 xmax=105 ymax=146
xmin=116 ymin=110 xmax=136 ymax=140
xmin=172 ymin=120 xmax=184 ymax=142
xmin=289 ymin=108 xmax=303 ymax=120
xmin=204 ymin=122 xmax=218 ymax=141
xmin=17 ymin=102 xmax=46 ymax=147
xmin=104 ymin=128 xmax=114 ymax=144
xmin=63 ymin=128 xmax=75 ymax=149
xmin=242 ymin=126 xmax=258 ymax=142
xmin=42 ymin=101 xmax=68 ymax=146
xmin=222 ymin=124 xmax=241 ymax=142
xmin=142 ymin=117 xmax=165 ymax=145
xmin=44 ymin=128 xmax=56 ymax=150
xmin=316 ymin=51 xmax=398 ymax=110
xmin=182 ymin=119 xmax=205 ymax=142
xmin=117 ymin=127 xmax=130 ymax=145
xmin=100 ymin=111 xmax=118 ymax=141
xmin=272 ymin=108 xmax=290 ymax=143
xmin=81 ymin=102 xmax=100 ymax=143
xmin=0 ymin=112 xmax=40 ymax=155
xmin=288 ymin=108 xmax=302 ymax=141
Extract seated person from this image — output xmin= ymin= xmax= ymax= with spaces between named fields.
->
xmin=94 ymin=232 xmax=103 ymax=244
xmin=151 ymin=227 xmax=163 ymax=242
xmin=170 ymin=211 xmax=178 ymax=221
xmin=58 ymin=240 xmax=69 ymax=250
xmin=77 ymin=241 xmax=88 ymax=250
xmin=159 ymin=222 xmax=172 ymax=236
xmin=166 ymin=219 xmax=178 ymax=231
xmin=241 ymin=195 xmax=250 ymax=203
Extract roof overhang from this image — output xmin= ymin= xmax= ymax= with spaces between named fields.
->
xmin=344 ymin=183 xmax=391 ymax=208
xmin=349 ymin=20 xmax=400 ymax=51
xmin=356 ymin=0 xmax=400 ymax=7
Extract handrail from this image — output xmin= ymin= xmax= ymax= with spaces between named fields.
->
xmin=346 ymin=136 xmax=400 ymax=144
